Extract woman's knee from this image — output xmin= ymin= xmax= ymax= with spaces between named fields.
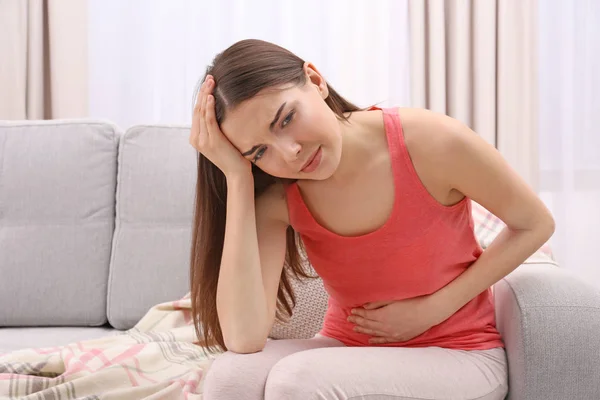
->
xmin=264 ymin=349 xmax=331 ymax=400
xmin=202 ymin=350 xmax=268 ymax=400
xmin=203 ymin=338 xmax=341 ymax=400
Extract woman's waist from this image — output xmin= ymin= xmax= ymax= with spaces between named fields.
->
xmin=317 ymin=259 xmax=479 ymax=307
xmin=323 ymin=289 xmax=498 ymax=345
xmin=322 ymin=276 xmax=464 ymax=308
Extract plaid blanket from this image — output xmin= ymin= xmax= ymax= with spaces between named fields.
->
xmin=0 ymin=202 xmax=555 ymax=399
xmin=0 ymin=294 xmax=218 ymax=399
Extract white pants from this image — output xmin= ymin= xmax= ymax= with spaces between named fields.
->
xmin=203 ymin=334 xmax=508 ymax=400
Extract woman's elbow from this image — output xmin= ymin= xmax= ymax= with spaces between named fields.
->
xmin=540 ymin=211 xmax=556 ymax=239
xmin=225 ymin=337 xmax=267 ymax=354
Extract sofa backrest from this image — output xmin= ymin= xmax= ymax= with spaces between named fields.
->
xmin=0 ymin=120 xmax=120 ymax=326
xmin=0 ymin=120 xmax=555 ymax=336
xmin=0 ymin=119 xmax=327 ymax=335
xmin=107 ymin=124 xmax=197 ymax=329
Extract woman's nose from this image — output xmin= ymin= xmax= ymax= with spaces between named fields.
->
xmin=282 ymin=140 xmax=302 ymax=163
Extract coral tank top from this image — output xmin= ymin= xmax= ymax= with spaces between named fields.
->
xmin=284 ymin=107 xmax=504 ymax=350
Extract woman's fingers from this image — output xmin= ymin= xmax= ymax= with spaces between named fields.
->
xmin=205 ymin=95 xmax=219 ymax=135
xmin=348 ymin=315 xmax=385 ymax=331
xmin=190 ymin=76 xmax=212 ymax=149
xmin=353 ymin=326 xmax=388 ymax=337
xmin=190 ymin=82 xmax=204 ymax=139
xmin=186 ymin=76 xmax=251 ymax=175
xmin=200 ymin=76 xmax=212 ymax=119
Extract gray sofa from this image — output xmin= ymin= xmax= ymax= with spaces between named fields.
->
xmin=1 ymin=120 xmax=599 ymax=399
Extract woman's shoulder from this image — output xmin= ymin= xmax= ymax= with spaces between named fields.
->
xmin=396 ymin=107 xmax=467 ymax=156
xmin=397 ymin=107 xmax=459 ymax=132
xmin=394 ymin=108 xmax=476 ymax=205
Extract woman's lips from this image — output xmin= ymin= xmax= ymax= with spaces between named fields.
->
xmin=301 ymin=146 xmax=322 ymax=173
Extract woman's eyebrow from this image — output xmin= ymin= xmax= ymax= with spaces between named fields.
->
xmin=242 ymin=145 xmax=261 ymax=157
xmin=242 ymin=102 xmax=288 ymax=156
xmin=269 ymin=102 xmax=286 ymax=132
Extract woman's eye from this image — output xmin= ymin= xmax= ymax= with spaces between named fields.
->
xmin=253 ymin=146 xmax=267 ymax=162
xmin=281 ymin=111 xmax=294 ymax=128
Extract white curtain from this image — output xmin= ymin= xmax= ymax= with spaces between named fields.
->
xmin=408 ymin=0 xmax=539 ymax=191
xmin=538 ymin=0 xmax=600 ymax=283
xmin=0 ymin=0 xmax=88 ymax=119
xmin=85 ymin=0 xmax=598 ymax=283
xmin=87 ymin=0 xmax=411 ymax=130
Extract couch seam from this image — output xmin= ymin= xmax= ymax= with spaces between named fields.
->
xmin=106 ymin=129 xmax=126 ymax=328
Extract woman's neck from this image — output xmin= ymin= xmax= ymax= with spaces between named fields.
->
xmin=325 ymin=110 xmax=386 ymax=186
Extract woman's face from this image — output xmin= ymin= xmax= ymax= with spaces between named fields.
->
xmin=220 ymin=67 xmax=343 ymax=180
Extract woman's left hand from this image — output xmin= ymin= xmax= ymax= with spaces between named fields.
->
xmin=347 ymin=295 xmax=449 ymax=344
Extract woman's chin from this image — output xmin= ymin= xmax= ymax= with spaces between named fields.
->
xmin=307 ymin=163 xmax=338 ymax=181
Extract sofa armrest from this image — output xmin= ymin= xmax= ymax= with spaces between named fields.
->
xmin=494 ymin=263 xmax=600 ymax=400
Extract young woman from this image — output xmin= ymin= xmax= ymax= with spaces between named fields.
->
xmin=188 ymin=39 xmax=554 ymax=400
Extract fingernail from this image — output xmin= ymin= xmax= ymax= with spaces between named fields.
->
xmin=350 ymin=309 xmax=356 ymax=314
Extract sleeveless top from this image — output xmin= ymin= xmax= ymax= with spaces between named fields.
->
xmin=284 ymin=107 xmax=504 ymax=350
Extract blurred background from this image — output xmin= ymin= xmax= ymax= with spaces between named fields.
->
xmin=1 ymin=0 xmax=599 ymax=285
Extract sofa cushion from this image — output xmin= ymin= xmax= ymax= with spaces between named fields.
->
xmin=0 ymin=325 xmax=122 ymax=354
xmin=107 ymin=125 xmax=197 ymax=330
xmin=0 ymin=120 xmax=119 ymax=327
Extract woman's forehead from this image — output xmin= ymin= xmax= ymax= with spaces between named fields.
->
xmin=221 ymin=88 xmax=298 ymax=140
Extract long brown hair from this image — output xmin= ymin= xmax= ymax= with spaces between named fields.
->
xmin=190 ymin=39 xmax=362 ymax=353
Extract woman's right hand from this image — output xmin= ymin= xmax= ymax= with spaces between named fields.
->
xmin=189 ymin=75 xmax=252 ymax=178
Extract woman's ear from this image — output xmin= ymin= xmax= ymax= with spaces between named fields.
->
xmin=303 ymin=61 xmax=329 ymax=99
